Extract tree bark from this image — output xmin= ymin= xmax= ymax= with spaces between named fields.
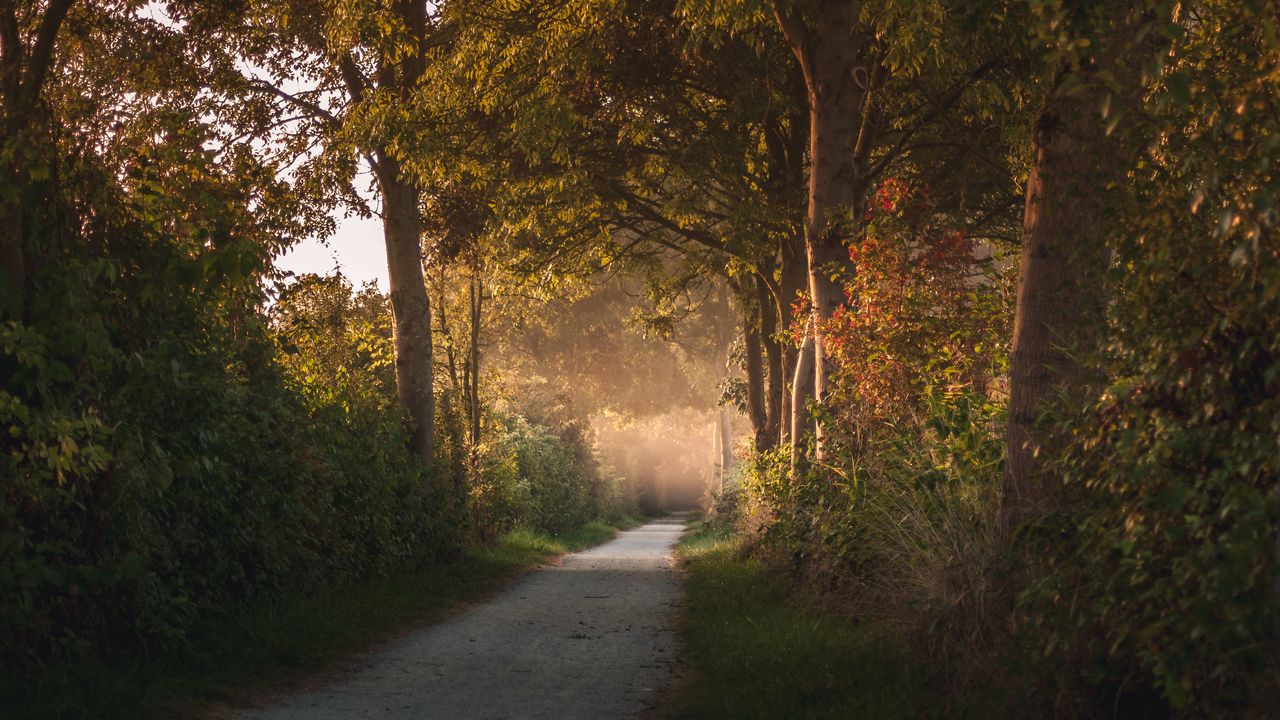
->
xmin=376 ymin=153 xmax=436 ymax=475
xmin=778 ymin=234 xmax=807 ymax=448
xmin=777 ymin=0 xmax=867 ymax=458
xmin=756 ymin=276 xmax=783 ymax=449
xmin=790 ymin=321 xmax=815 ymax=475
xmin=436 ymin=269 xmax=463 ymax=395
xmin=1001 ymin=74 xmax=1113 ymax=531
xmin=467 ymin=272 xmax=482 ymax=449
xmin=718 ymin=406 xmax=734 ymax=489
xmin=1001 ymin=0 xmax=1161 ymax=531
xmin=744 ymin=313 xmax=769 ymax=449
xmin=710 ymin=416 xmax=723 ymax=494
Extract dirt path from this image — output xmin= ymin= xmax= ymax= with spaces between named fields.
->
xmin=236 ymin=517 xmax=686 ymax=720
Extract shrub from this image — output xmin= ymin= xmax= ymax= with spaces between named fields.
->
xmin=468 ymin=410 xmax=637 ymax=539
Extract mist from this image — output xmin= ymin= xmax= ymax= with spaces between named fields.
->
xmin=482 ymin=272 xmax=745 ymax=513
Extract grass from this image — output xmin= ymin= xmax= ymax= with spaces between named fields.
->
xmin=3 ymin=516 xmax=644 ymax=720
xmin=663 ymin=521 xmax=933 ymax=720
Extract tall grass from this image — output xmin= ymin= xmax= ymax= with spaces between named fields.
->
xmin=665 ymin=523 xmax=933 ymax=719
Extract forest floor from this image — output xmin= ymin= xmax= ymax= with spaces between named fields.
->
xmin=228 ymin=516 xmax=687 ymax=720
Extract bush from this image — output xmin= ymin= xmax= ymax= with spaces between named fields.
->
xmin=737 ymin=178 xmax=1018 ymax=709
xmin=1020 ymin=7 xmax=1280 ymax=713
xmin=0 ymin=145 xmax=461 ymax=679
xmin=470 ymin=413 xmax=635 ymax=538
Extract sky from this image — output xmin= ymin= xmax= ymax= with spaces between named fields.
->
xmin=274 ymin=211 xmax=390 ymax=289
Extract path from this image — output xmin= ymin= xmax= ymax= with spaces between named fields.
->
xmin=236 ymin=517 xmax=686 ymax=720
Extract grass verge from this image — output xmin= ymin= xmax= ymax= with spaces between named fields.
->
xmin=4 ymin=516 xmax=645 ymax=720
xmin=663 ymin=521 xmax=933 ymax=720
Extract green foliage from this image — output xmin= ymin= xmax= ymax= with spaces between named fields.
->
xmin=9 ymin=1 xmax=1278 ymax=718
xmin=0 ymin=141 xmax=453 ymax=676
xmin=471 ymin=414 xmax=636 ymax=538
xmin=1 ymin=143 xmax=630 ymax=701
xmin=1019 ymin=3 xmax=1280 ymax=714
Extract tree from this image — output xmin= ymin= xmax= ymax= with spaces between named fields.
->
xmin=773 ymin=0 xmax=871 ymax=458
xmin=1002 ymin=1 xmax=1166 ymax=529
xmin=770 ymin=0 xmax=1022 ymax=460
xmin=183 ymin=0 xmax=443 ymax=471
xmin=0 ymin=0 xmax=77 ymax=319
xmin=438 ymin=0 xmax=811 ymax=461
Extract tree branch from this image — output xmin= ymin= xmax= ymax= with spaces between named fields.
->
xmin=772 ymin=3 xmax=811 ymax=85
xmin=20 ymin=0 xmax=73 ymax=110
xmin=246 ymin=79 xmax=339 ymax=126
xmin=337 ymin=51 xmax=366 ymax=104
xmin=865 ymin=58 xmax=1000 ymax=182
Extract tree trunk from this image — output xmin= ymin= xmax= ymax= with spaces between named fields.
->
xmin=756 ymin=276 xmax=783 ymax=449
xmin=719 ymin=406 xmax=734 ymax=489
xmin=744 ymin=316 xmax=769 ymax=449
xmin=436 ymin=271 xmax=462 ymax=395
xmin=710 ymin=416 xmax=723 ymax=494
xmin=790 ymin=322 xmax=815 ymax=475
xmin=1001 ymin=74 xmax=1113 ymax=530
xmin=0 ymin=0 xmax=77 ymax=321
xmin=803 ymin=10 xmax=862 ymax=458
xmin=0 ymin=159 xmax=25 ymax=320
xmin=376 ymin=153 xmax=435 ymax=475
xmin=762 ymin=75 xmax=808 ymax=454
xmin=433 ymin=280 xmax=468 ymax=469
xmin=778 ymin=0 xmax=866 ymax=458
xmin=709 ymin=308 xmax=734 ymax=493
xmin=468 ymin=272 xmax=482 ymax=448
xmin=778 ymin=231 xmax=808 ymax=449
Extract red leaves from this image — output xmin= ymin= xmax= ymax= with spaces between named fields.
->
xmin=783 ymin=176 xmax=1002 ymax=426
xmin=787 ymin=294 xmax=813 ymax=346
xmin=814 ymin=177 xmax=996 ymax=422
xmin=873 ymin=177 xmax=910 ymax=214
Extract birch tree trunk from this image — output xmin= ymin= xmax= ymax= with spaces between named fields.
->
xmin=744 ymin=317 xmax=769 ymax=449
xmin=468 ymin=272 xmax=482 ymax=449
xmin=778 ymin=231 xmax=808 ymax=449
xmin=790 ymin=323 xmax=815 ymax=474
xmin=719 ymin=407 xmax=734 ymax=490
xmin=710 ymin=417 xmax=723 ymax=494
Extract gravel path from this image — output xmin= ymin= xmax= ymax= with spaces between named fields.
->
xmin=236 ymin=517 xmax=686 ymax=720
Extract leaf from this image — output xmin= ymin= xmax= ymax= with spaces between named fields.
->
xmin=1166 ymin=71 xmax=1192 ymax=106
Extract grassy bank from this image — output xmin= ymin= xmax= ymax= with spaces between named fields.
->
xmin=664 ymin=522 xmax=933 ymax=720
xmin=5 ymin=517 xmax=643 ymax=720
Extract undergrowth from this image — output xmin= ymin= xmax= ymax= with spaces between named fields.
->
xmin=665 ymin=521 xmax=934 ymax=720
